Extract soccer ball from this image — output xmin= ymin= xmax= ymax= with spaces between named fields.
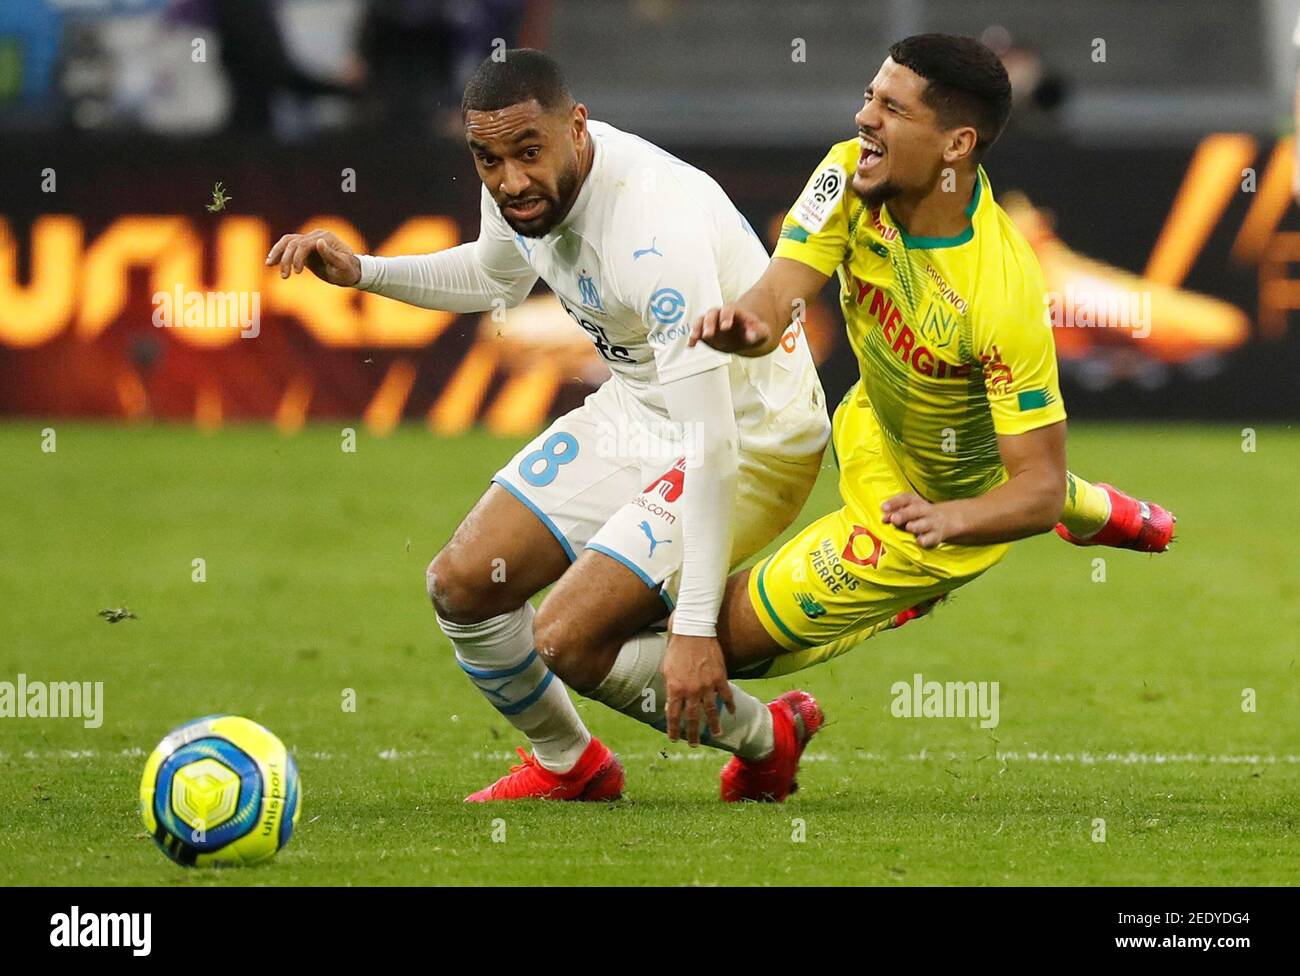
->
xmin=139 ymin=715 xmax=301 ymax=867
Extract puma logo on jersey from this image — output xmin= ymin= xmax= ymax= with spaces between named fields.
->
xmin=639 ymin=520 xmax=670 ymax=558
xmin=633 ymin=237 xmax=663 ymax=259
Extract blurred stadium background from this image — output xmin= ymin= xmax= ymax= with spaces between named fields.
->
xmin=2 ymin=0 xmax=1298 ymax=430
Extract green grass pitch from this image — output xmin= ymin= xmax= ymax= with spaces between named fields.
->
xmin=0 ymin=421 xmax=1296 ymax=886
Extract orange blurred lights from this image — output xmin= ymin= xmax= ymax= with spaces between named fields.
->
xmin=195 ymin=381 xmax=223 ymax=432
xmin=1143 ymin=134 xmax=1257 ymax=288
xmin=274 ymin=376 xmax=313 ymax=434
xmin=363 ymin=360 xmax=418 ymax=437
xmin=0 ymin=214 xmax=461 ymax=349
xmin=113 ymin=365 xmax=149 ymax=420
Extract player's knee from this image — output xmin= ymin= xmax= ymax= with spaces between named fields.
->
xmin=532 ymin=609 xmax=572 ymax=672
xmin=533 ymin=607 xmax=602 ymax=692
xmin=426 ymin=551 xmax=503 ymax=624
xmin=425 ymin=554 xmax=458 ymax=617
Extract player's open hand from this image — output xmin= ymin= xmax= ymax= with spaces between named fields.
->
xmin=882 ymin=492 xmax=963 ymax=549
xmin=662 ymin=633 xmax=735 ymax=747
xmin=688 ymin=305 xmax=773 ymax=355
xmin=265 ymin=230 xmax=362 ymax=287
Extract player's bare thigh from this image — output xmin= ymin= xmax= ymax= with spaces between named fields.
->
xmin=533 ymin=551 xmax=670 ymax=693
xmin=716 ymin=568 xmax=786 ymax=670
xmin=427 ymin=483 xmax=571 ymax=624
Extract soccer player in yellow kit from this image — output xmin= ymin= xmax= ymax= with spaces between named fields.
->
xmin=678 ymin=34 xmax=1175 ymax=800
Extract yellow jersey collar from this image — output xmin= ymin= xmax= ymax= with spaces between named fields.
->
xmin=886 ymin=166 xmax=986 ymax=250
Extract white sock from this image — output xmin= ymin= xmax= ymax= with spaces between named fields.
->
xmin=438 ymin=603 xmax=591 ymax=773
xmin=589 ymin=630 xmax=774 ymax=760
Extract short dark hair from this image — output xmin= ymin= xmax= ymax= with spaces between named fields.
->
xmin=887 ymin=34 xmax=1012 ymax=158
xmin=461 ymin=49 xmax=573 ymax=115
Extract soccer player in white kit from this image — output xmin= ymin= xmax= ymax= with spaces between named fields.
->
xmin=267 ymin=50 xmax=831 ymax=802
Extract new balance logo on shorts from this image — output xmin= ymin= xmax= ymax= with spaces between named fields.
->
xmin=794 ymin=592 xmax=828 ymax=619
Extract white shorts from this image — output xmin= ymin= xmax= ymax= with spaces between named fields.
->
xmin=491 ymin=380 xmax=825 ymax=613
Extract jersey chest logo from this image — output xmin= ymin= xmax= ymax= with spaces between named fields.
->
xmin=577 ymin=270 xmax=604 ymax=311
xmin=558 ymin=296 xmax=634 ymax=364
xmin=919 ymin=303 xmax=959 ymax=349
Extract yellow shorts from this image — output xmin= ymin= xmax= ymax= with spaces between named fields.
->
xmin=743 ymin=394 xmax=1008 ymax=678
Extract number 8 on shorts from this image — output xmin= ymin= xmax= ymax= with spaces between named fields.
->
xmin=518 ymin=433 xmax=579 ymax=488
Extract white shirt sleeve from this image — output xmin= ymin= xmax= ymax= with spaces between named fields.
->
xmin=355 ymin=188 xmax=538 ymax=312
xmin=612 ymin=218 xmax=736 ymax=636
xmin=660 ymin=365 xmax=737 ymax=637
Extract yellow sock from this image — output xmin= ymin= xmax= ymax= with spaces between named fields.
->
xmin=1060 ymin=472 xmax=1112 ymax=538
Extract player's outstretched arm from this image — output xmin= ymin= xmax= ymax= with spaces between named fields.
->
xmin=265 ymin=229 xmax=537 ymax=314
xmin=689 ymin=257 xmax=828 ymax=356
xmin=883 ymin=422 xmax=1067 ymax=548
xmin=266 ymin=191 xmax=539 ymax=313
xmin=266 ymin=230 xmax=362 ymax=286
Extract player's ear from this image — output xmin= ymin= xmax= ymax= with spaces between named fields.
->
xmin=570 ymin=103 xmax=589 ymax=142
xmin=943 ymin=126 xmax=979 ymax=165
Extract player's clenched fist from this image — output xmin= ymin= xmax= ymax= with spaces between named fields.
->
xmin=688 ymin=304 xmax=773 ymax=355
xmin=265 ymin=230 xmax=362 ymax=286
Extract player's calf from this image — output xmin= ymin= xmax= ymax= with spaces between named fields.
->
xmin=532 ymin=549 xmax=669 ymax=692
xmin=537 ymin=550 xmax=780 ymax=761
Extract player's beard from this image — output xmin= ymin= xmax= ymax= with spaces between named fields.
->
xmin=501 ymin=156 xmax=582 ymax=238
xmin=858 ymin=178 xmax=902 ymax=210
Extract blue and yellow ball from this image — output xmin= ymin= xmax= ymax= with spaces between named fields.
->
xmin=140 ymin=715 xmax=301 ymax=867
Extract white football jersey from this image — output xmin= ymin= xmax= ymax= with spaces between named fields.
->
xmin=479 ymin=119 xmax=829 ymax=458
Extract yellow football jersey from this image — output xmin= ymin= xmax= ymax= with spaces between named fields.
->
xmin=775 ymin=139 xmax=1067 ymax=502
